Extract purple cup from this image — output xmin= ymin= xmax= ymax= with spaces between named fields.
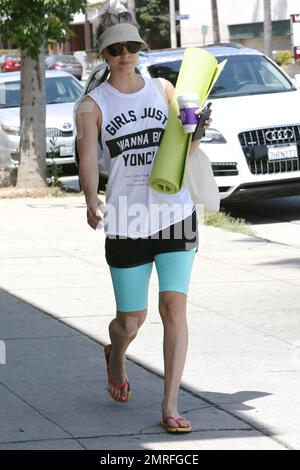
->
xmin=177 ymin=93 xmax=199 ymax=133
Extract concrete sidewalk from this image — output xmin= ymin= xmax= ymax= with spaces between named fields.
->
xmin=0 ymin=195 xmax=299 ymax=450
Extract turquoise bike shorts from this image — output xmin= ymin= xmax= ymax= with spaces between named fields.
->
xmin=106 ymin=212 xmax=198 ymax=312
xmin=109 ymin=248 xmax=196 ymax=313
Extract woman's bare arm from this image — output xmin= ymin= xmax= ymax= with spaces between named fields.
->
xmin=76 ymin=96 xmax=104 ymax=229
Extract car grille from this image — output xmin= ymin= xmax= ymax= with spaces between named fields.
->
xmin=238 ymin=125 xmax=300 ymax=175
xmin=46 ymin=128 xmax=73 ymax=138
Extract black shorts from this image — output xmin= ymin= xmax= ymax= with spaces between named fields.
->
xmin=105 ymin=210 xmax=198 ymax=268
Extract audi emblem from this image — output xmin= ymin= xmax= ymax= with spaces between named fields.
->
xmin=265 ymin=128 xmax=294 ymax=142
xmin=62 ymin=122 xmax=72 ymax=130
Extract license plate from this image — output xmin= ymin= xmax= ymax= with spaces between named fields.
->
xmin=60 ymin=145 xmax=73 ymax=156
xmin=268 ymin=144 xmax=298 ymax=161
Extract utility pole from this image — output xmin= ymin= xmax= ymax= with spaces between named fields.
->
xmin=211 ymin=0 xmax=220 ymax=44
xmin=169 ymin=0 xmax=177 ymax=48
xmin=264 ymin=0 xmax=272 ymax=58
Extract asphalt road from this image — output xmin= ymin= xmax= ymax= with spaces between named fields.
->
xmin=222 ymin=195 xmax=300 ymax=248
xmin=223 ymin=195 xmax=300 ymax=225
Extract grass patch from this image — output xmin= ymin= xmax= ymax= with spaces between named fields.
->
xmin=205 ymin=211 xmax=255 ymax=236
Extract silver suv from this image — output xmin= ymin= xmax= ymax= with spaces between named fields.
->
xmin=77 ymin=44 xmax=300 ymax=200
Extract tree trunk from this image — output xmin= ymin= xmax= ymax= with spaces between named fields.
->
xmin=264 ymin=0 xmax=272 ymax=58
xmin=211 ymin=0 xmax=220 ymax=44
xmin=169 ymin=0 xmax=177 ymax=48
xmin=127 ymin=0 xmax=136 ymax=19
xmin=16 ymin=49 xmax=47 ymax=189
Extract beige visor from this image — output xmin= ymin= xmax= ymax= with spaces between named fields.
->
xmin=98 ymin=23 xmax=147 ymax=53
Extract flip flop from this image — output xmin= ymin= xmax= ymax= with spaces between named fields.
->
xmin=160 ymin=415 xmax=192 ymax=433
xmin=104 ymin=344 xmax=131 ymax=403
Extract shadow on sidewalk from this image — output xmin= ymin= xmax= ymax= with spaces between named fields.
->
xmin=256 ymin=258 xmax=300 ymax=266
xmin=0 ymin=287 xmax=278 ymax=450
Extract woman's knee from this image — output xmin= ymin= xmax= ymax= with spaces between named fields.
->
xmin=111 ymin=310 xmax=147 ymax=338
xmin=159 ymin=292 xmax=187 ymax=323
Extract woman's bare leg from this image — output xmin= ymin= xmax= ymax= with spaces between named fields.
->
xmin=158 ymin=291 xmax=191 ymax=429
xmin=107 ymin=309 xmax=147 ymax=400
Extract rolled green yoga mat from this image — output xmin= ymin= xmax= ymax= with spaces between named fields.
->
xmin=149 ymin=47 xmax=227 ymax=194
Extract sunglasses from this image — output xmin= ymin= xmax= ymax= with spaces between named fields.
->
xmin=106 ymin=41 xmax=141 ymax=57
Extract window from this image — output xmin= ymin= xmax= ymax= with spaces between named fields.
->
xmin=145 ymin=53 xmax=295 ymax=98
xmin=210 ymin=55 xmax=295 ymax=98
xmin=0 ymin=81 xmax=20 ymax=108
xmin=0 ymin=76 xmax=82 ymax=108
xmin=45 ymin=76 xmax=82 ymax=104
xmin=147 ymin=60 xmax=181 ymax=87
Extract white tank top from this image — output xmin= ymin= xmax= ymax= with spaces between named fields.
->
xmin=88 ymin=77 xmax=194 ymax=238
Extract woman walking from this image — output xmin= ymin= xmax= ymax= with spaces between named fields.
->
xmin=76 ymin=1 xmax=209 ymax=434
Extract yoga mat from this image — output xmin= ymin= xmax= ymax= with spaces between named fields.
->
xmin=149 ymin=48 xmax=227 ymax=194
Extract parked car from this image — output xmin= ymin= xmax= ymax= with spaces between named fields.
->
xmin=75 ymin=44 xmax=300 ymax=200
xmin=0 ymin=55 xmax=21 ymax=72
xmin=45 ymin=54 xmax=83 ymax=80
xmin=0 ymin=70 xmax=83 ymax=174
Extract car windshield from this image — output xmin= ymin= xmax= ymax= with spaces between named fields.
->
xmin=210 ymin=54 xmax=295 ymax=97
xmin=0 ymin=75 xmax=82 ymax=108
xmin=146 ymin=54 xmax=295 ymax=97
xmin=45 ymin=76 xmax=82 ymax=103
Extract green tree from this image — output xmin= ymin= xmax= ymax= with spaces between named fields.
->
xmin=136 ymin=0 xmax=170 ymax=49
xmin=0 ymin=0 xmax=86 ymax=188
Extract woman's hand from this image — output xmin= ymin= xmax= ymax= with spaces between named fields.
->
xmin=194 ymin=107 xmax=212 ymax=130
xmin=86 ymin=196 xmax=105 ymax=230
xmin=188 ymin=106 xmax=212 ymax=154
xmin=177 ymin=106 xmax=212 ymax=130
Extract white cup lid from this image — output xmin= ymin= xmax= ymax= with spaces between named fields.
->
xmin=177 ymin=93 xmax=199 ymax=101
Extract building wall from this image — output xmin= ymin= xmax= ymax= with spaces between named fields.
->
xmin=238 ymin=35 xmax=291 ymax=51
xmin=179 ymin=0 xmax=300 ymax=51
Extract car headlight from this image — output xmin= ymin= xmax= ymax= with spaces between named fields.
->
xmin=0 ymin=124 xmax=20 ymax=136
xmin=201 ymin=128 xmax=227 ymax=143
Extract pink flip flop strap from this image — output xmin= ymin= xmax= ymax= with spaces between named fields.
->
xmin=105 ymin=344 xmax=130 ymax=399
xmin=109 ymin=377 xmax=129 ymax=394
xmin=165 ymin=415 xmax=185 ymax=425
